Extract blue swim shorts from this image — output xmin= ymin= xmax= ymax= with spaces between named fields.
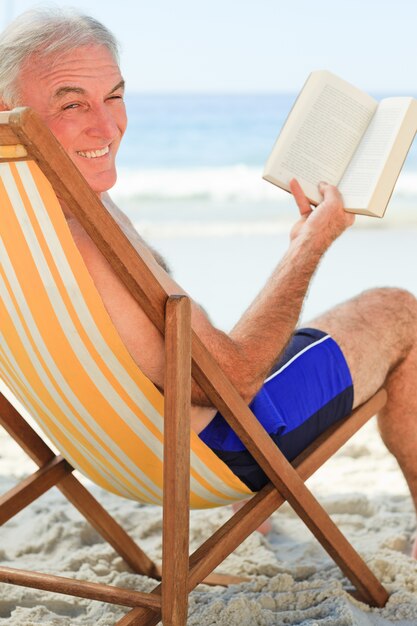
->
xmin=198 ymin=328 xmax=354 ymax=491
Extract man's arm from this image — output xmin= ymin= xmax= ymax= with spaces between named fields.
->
xmin=68 ymin=181 xmax=353 ymax=408
xmin=194 ymin=181 xmax=355 ymax=402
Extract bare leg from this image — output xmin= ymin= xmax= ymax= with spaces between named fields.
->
xmin=306 ymin=288 xmax=417 ymax=556
xmin=380 ymin=344 xmax=417 ymax=557
xmin=231 ymin=500 xmax=272 ymax=534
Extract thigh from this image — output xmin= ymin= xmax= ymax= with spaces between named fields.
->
xmin=305 ymin=288 xmax=417 ymax=408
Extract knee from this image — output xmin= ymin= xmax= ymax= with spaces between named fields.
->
xmin=394 ymin=288 xmax=417 ymax=316
xmin=362 ymin=287 xmax=417 ymax=327
xmin=363 ymin=286 xmax=415 ymax=308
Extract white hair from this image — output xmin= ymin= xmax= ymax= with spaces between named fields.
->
xmin=0 ymin=6 xmax=120 ymax=107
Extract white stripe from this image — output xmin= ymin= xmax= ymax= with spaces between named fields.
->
xmin=0 ymin=341 xmax=21 ymax=386
xmin=264 ymin=334 xmax=331 ymax=383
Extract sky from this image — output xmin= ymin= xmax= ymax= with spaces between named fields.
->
xmin=1 ymin=0 xmax=417 ymax=95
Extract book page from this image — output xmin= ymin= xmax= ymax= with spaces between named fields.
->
xmin=339 ymin=98 xmax=413 ymax=208
xmin=263 ymin=71 xmax=377 ymax=203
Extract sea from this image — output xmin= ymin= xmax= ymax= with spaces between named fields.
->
xmin=111 ymin=92 xmax=417 ymax=331
xmin=113 ymin=91 xmax=417 ymax=231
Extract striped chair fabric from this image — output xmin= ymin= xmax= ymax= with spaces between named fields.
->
xmin=0 ymin=159 xmax=252 ymax=508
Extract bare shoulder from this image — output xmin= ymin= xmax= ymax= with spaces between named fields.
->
xmin=65 ymin=215 xmax=106 ymax=273
xmin=65 ymin=213 xmax=166 ymax=386
xmin=101 ymin=193 xmax=170 ymax=273
xmin=66 ymin=215 xmax=92 ymax=248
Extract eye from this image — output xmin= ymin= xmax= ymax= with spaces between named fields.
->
xmin=107 ymin=94 xmax=124 ymax=102
xmin=62 ymin=102 xmax=80 ymax=111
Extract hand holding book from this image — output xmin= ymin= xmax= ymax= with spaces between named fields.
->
xmin=289 ymin=179 xmax=355 ymax=249
xmin=263 ymin=71 xmax=417 ymax=217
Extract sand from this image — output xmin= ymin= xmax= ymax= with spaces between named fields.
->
xmin=1 ymin=414 xmax=417 ymax=625
xmin=1 ymin=221 xmax=417 ymax=624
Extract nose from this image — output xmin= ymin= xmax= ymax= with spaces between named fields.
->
xmin=86 ymin=104 xmax=119 ymax=141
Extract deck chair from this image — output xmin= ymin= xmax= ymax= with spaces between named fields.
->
xmin=0 ymin=107 xmax=389 ymax=626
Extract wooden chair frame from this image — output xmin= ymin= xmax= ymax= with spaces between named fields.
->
xmin=0 ymin=108 xmax=389 ymax=625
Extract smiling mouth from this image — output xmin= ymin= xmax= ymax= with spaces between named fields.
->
xmin=77 ymin=146 xmax=110 ymax=159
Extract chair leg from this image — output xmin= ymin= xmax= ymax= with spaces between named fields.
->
xmin=190 ymin=334 xmax=389 ymax=608
xmin=58 ymin=474 xmax=160 ymax=578
xmin=0 ymin=367 xmax=389 ymax=623
xmin=117 ymin=295 xmax=193 ymax=626
xmin=161 ymin=295 xmax=192 ymax=626
xmin=189 ymin=390 xmax=388 ymax=591
xmin=114 ymin=391 xmax=389 ymax=626
xmin=0 ymin=456 xmax=72 ymax=524
xmin=0 ymin=392 xmax=159 ymax=578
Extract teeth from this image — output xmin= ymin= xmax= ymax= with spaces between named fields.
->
xmin=77 ymin=146 xmax=109 ymax=159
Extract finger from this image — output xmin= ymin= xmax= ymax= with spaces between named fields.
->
xmin=289 ymin=178 xmax=312 ymax=216
xmin=318 ymin=181 xmax=343 ymax=204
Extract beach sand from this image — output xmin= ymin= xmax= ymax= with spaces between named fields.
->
xmin=1 ymin=414 xmax=417 ymax=625
xmin=1 ymin=222 xmax=417 ymax=625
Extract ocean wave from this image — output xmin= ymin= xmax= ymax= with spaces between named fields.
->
xmin=113 ymin=164 xmax=417 ymax=206
xmin=134 ymin=219 xmax=294 ymax=239
xmin=113 ymin=165 xmax=287 ymax=203
xmin=393 ymin=171 xmax=417 ymax=196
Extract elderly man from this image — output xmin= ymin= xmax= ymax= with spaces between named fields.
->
xmin=1 ymin=9 xmax=417 ymax=552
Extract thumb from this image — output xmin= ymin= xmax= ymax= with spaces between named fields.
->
xmin=290 ymin=179 xmax=312 ymax=217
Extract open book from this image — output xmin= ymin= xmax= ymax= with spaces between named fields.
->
xmin=263 ymin=70 xmax=417 ymax=217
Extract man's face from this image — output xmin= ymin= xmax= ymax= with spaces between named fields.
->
xmin=17 ymin=44 xmax=127 ymax=195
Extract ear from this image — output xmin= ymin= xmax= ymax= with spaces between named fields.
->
xmin=0 ymin=99 xmax=10 ymax=112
